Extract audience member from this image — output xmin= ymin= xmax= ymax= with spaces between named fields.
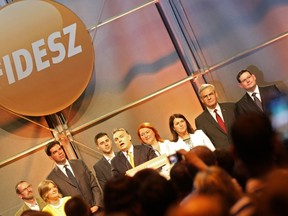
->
xmin=191 ymin=146 xmax=217 ymax=166
xmin=15 ymin=181 xmax=47 ymax=216
xmin=230 ymin=113 xmax=288 ymax=216
xmin=169 ymin=162 xmax=195 ymax=202
xmin=192 ymin=166 xmax=243 ymax=206
xmin=137 ymin=122 xmax=174 ymax=156
xmin=45 ymin=141 xmax=103 ymax=214
xmin=235 ymin=69 xmax=281 ymax=116
xmin=20 ymin=210 xmax=51 ymax=216
xmin=38 ymin=179 xmax=71 ymax=216
xmin=133 ymin=168 xmax=177 ymax=216
xmin=111 ymin=128 xmax=157 ymax=176
xmin=169 ymin=113 xmax=215 ymax=151
xmin=195 ymin=83 xmax=236 ymax=149
xmin=253 ymin=169 xmax=288 ymax=216
xmin=168 ymin=193 xmax=231 ymax=216
xmin=230 ymin=113 xmax=286 ymax=184
xmin=103 ymin=175 xmax=141 ymax=216
xmin=213 ymin=148 xmax=235 ymax=177
xmin=93 ymin=132 xmax=116 ymax=192
xmin=64 ymin=196 xmax=92 ymax=216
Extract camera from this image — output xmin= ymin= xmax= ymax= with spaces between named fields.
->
xmin=167 ymin=152 xmax=183 ymax=164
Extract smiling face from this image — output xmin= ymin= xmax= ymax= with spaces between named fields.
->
xmin=139 ymin=127 xmax=157 ymax=145
xmin=17 ymin=182 xmax=34 ymax=200
xmin=45 ymin=182 xmax=60 ymax=203
xmin=113 ymin=129 xmax=132 ymax=152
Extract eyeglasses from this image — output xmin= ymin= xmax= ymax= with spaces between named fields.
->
xmin=20 ymin=184 xmax=32 ymax=193
xmin=201 ymin=92 xmax=215 ymax=100
xmin=240 ymin=75 xmax=252 ymax=83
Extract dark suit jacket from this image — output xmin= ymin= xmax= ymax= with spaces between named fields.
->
xmin=236 ymin=85 xmax=281 ymax=116
xmin=111 ymin=144 xmax=157 ymax=176
xmin=15 ymin=197 xmax=47 ymax=216
xmin=93 ymin=156 xmax=112 ymax=191
xmin=47 ymin=159 xmax=103 ymax=208
xmin=195 ymin=103 xmax=236 ymax=150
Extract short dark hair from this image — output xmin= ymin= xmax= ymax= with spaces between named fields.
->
xmin=94 ymin=132 xmax=108 ymax=145
xmin=45 ymin=141 xmax=61 ymax=156
xmin=236 ymin=69 xmax=252 ymax=83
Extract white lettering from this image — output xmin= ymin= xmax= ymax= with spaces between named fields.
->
xmin=63 ymin=23 xmax=82 ymax=57
xmin=1 ymin=22 xmax=83 ymax=85
xmin=32 ymin=39 xmax=50 ymax=71
xmin=3 ymin=55 xmax=15 ymax=84
xmin=48 ymin=31 xmax=66 ymax=64
xmin=12 ymin=49 xmax=33 ymax=81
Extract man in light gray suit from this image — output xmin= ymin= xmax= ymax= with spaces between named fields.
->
xmin=195 ymin=84 xmax=236 ymax=150
xmin=45 ymin=141 xmax=103 ymax=215
xmin=93 ymin=132 xmax=115 ymax=192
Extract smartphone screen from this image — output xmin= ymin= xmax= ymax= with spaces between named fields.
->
xmin=266 ymin=95 xmax=288 ymax=146
xmin=167 ymin=153 xmax=183 ymax=164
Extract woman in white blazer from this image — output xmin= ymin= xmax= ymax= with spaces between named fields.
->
xmin=168 ymin=113 xmax=215 ymax=152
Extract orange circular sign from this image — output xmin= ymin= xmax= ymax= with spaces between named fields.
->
xmin=0 ymin=0 xmax=94 ymax=116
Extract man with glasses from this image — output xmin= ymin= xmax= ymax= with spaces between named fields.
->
xmin=236 ymin=69 xmax=281 ymax=116
xmin=195 ymin=84 xmax=236 ymax=149
xmin=111 ymin=128 xmax=157 ymax=176
xmin=15 ymin=181 xmax=47 ymax=216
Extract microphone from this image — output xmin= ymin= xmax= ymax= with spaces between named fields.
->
xmin=142 ymin=143 xmax=161 ymax=156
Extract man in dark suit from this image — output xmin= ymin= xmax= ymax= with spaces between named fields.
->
xmin=236 ymin=69 xmax=282 ymax=116
xmin=45 ymin=141 xmax=103 ymax=215
xmin=195 ymin=84 xmax=236 ymax=150
xmin=111 ymin=128 xmax=157 ymax=176
xmin=93 ymin=132 xmax=115 ymax=192
xmin=15 ymin=181 xmax=47 ymax=216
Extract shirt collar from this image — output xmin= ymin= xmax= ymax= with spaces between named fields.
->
xmin=207 ymin=103 xmax=221 ymax=115
xmin=247 ymin=85 xmax=260 ymax=96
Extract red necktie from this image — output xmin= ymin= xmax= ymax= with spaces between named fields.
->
xmin=214 ymin=109 xmax=227 ymax=133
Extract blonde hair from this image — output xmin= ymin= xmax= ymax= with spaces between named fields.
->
xmin=38 ymin=180 xmax=62 ymax=202
xmin=194 ymin=166 xmax=242 ymax=203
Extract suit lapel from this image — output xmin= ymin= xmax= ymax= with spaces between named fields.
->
xmin=204 ymin=109 xmax=223 ymax=131
xmin=65 ymin=160 xmax=80 ymax=187
xmin=118 ymin=152 xmax=132 ymax=169
xmin=133 ymin=145 xmax=141 ymax=166
xmin=244 ymin=93 xmax=261 ymax=111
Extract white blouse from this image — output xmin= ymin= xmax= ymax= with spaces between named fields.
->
xmin=171 ymin=130 xmax=215 ymax=152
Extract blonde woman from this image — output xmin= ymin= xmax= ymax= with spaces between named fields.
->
xmin=38 ymin=180 xmax=71 ymax=216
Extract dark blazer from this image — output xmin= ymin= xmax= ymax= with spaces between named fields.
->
xmin=111 ymin=144 xmax=157 ymax=176
xmin=93 ymin=156 xmax=112 ymax=191
xmin=47 ymin=159 xmax=103 ymax=208
xmin=236 ymin=85 xmax=281 ymax=116
xmin=15 ymin=197 xmax=47 ymax=216
xmin=195 ymin=103 xmax=236 ymax=150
